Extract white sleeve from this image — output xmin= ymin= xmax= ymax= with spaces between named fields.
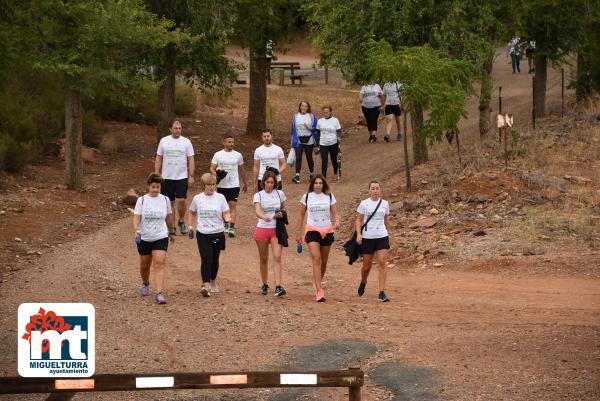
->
xmin=300 ymin=193 xmax=307 ymax=206
xmin=252 ymin=193 xmax=260 ymax=204
xmin=189 ymin=198 xmax=198 ymax=213
xmin=330 ymin=193 xmax=337 ymax=205
xmin=376 ymin=84 xmax=383 ymax=95
xmin=317 ymin=119 xmax=322 ymax=130
xmin=133 ymin=196 xmax=143 ymax=216
xmin=360 ymin=86 xmax=365 ymax=94
xmin=211 ymin=153 xmax=218 ymax=165
xmin=238 ymin=153 xmax=244 ymax=165
xmin=221 ymin=196 xmax=230 ymax=212
xmin=156 ymin=139 xmax=164 ymax=156
xmin=166 ymin=196 xmax=173 ymax=214
xmin=385 ymin=201 xmax=390 ymax=215
xmin=277 ymin=147 xmax=285 ymax=159
xmin=186 ymin=139 xmax=195 ymax=156
xmin=356 ymin=201 xmax=365 ymax=215
xmin=254 ymin=148 xmax=260 ymax=160
xmin=334 ymin=118 xmax=341 ymax=130
xmin=279 ymin=190 xmax=287 ymax=202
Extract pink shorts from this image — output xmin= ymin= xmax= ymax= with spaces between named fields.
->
xmin=253 ymin=227 xmax=277 ymax=241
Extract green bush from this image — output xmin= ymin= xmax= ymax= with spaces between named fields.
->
xmin=175 ymin=83 xmax=197 ymax=116
xmin=0 ymin=132 xmax=33 ymax=172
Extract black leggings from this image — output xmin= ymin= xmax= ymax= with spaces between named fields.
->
xmin=295 ymin=144 xmax=314 ymax=174
xmin=320 ymin=143 xmax=339 ymax=177
xmin=362 ymin=106 xmax=380 ymax=132
xmin=196 ymin=232 xmax=225 ymax=283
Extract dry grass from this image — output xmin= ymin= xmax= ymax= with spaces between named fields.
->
xmin=99 ymin=132 xmax=120 ymax=154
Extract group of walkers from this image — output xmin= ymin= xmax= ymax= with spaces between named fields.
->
xmin=507 ymin=36 xmax=536 ymax=74
xmin=132 ymin=118 xmax=392 ymax=305
xmin=360 ymin=82 xmax=404 ymax=143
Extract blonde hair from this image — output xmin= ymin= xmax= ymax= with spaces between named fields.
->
xmin=200 ymin=172 xmax=217 ymax=188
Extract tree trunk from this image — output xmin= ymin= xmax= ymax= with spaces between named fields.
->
xmin=479 ymin=50 xmax=494 ymax=137
xmin=246 ymin=44 xmax=268 ymax=136
xmin=65 ymin=87 xmax=83 ymax=190
xmin=157 ymin=43 xmax=177 ymax=143
xmin=402 ymin=107 xmax=411 ymax=192
xmin=534 ymin=55 xmax=547 ymax=118
xmin=411 ymin=104 xmax=428 ymax=165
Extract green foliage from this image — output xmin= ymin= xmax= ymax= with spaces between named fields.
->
xmin=175 ymin=84 xmax=197 ymax=116
xmin=0 ymin=132 xmax=33 ymax=172
xmin=365 ymin=40 xmax=473 ymax=143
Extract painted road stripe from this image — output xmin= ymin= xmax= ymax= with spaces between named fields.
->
xmin=135 ymin=376 xmax=175 ymax=388
xmin=210 ymin=374 xmax=248 ymax=385
xmin=280 ymin=373 xmax=318 ymax=385
xmin=55 ymin=379 xmax=95 ymax=390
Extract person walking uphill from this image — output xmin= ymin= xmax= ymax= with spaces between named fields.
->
xmin=296 ymin=175 xmax=340 ymax=302
xmin=316 ymin=105 xmax=342 ymax=181
xmin=188 ymin=173 xmax=231 ymax=298
xmin=253 ymin=129 xmax=286 ymax=192
xmin=210 ymin=133 xmax=247 ymax=237
xmin=291 ymin=101 xmax=317 ymax=184
xmin=253 ymin=170 xmax=287 ymax=297
xmin=356 ymin=181 xmax=392 ymax=302
xmin=133 ymin=173 xmax=175 ymax=305
xmin=382 ymin=82 xmax=403 ymax=142
xmin=360 ymin=83 xmax=385 ymax=143
xmin=155 ymin=120 xmax=195 ymax=235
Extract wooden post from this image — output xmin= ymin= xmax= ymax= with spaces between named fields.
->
xmin=504 ymin=126 xmax=508 ymax=167
xmin=455 ymin=129 xmax=461 ymax=166
xmin=498 ymin=86 xmax=502 ymax=143
xmin=561 ymin=68 xmax=565 ymax=117
xmin=325 ymin=65 xmax=329 ymax=85
xmin=46 ymin=394 xmax=76 ymax=401
xmin=402 ymin=106 xmax=411 ymax=192
xmin=349 ymin=386 xmax=361 ymax=401
xmin=348 ymin=367 xmax=362 ymax=401
xmin=532 ymin=76 xmax=536 ymax=129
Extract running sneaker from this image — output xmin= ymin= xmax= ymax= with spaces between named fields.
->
xmin=357 ymin=281 xmax=366 ymax=297
xmin=155 ymin=292 xmax=166 ymax=304
xmin=228 ymin=227 xmax=235 ymax=238
xmin=170 ymin=226 xmax=177 ymax=236
xmin=209 ymin=280 xmax=219 ymax=293
xmin=261 ymin=283 xmax=269 ymax=296
xmin=274 ymin=286 xmax=286 ymax=297
xmin=368 ymin=135 xmax=375 ymax=143
xmin=384 ymin=135 xmax=391 ymax=142
xmin=396 ymin=133 xmax=402 ymax=141
xmin=316 ymin=289 xmax=326 ymax=302
xmin=378 ymin=291 xmax=390 ymax=302
xmin=223 ymin=223 xmax=230 ymax=235
xmin=140 ymin=283 xmax=150 ymax=297
xmin=200 ymin=285 xmax=211 ymax=297
xmin=292 ymin=175 xmax=300 ymax=184
xmin=179 ymin=221 xmax=187 ymax=235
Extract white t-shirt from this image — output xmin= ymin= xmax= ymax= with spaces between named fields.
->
xmin=360 ymin=84 xmax=383 ymax=108
xmin=300 ymin=192 xmax=336 ymax=228
xmin=357 ymin=198 xmax=390 ymax=239
xmin=211 ymin=149 xmax=244 ymax=189
xmin=254 ymin=144 xmax=285 ymax=182
xmin=156 ymin=135 xmax=195 ymax=180
xmin=134 ymin=194 xmax=172 ymax=242
xmin=253 ymin=190 xmax=286 ymax=229
xmin=316 ymin=117 xmax=341 ymax=146
xmin=383 ymin=82 xmax=402 ymax=106
xmin=294 ymin=113 xmax=315 ymax=145
xmin=189 ymin=192 xmax=230 ymax=234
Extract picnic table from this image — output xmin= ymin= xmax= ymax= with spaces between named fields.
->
xmin=268 ymin=61 xmax=306 ymax=85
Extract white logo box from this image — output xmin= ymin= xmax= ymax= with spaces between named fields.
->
xmin=18 ymin=303 xmax=95 ymax=377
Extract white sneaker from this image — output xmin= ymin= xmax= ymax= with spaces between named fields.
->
xmin=209 ymin=280 xmax=219 ymax=293
xmin=200 ymin=284 xmax=211 ymax=297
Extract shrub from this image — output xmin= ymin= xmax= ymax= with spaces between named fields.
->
xmin=175 ymin=83 xmax=197 ymax=116
xmin=98 ymin=132 xmax=120 ymax=154
xmin=0 ymin=132 xmax=33 ymax=172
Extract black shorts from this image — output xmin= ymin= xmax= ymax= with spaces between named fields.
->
xmin=218 ymin=187 xmax=240 ymax=202
xmin=305 ymin=231 xmax=335 ymax=246
xmin=384 ymin=104 xmax=401 ymax=116
xmin=361 ymin=236 xmax=390 ymax=254
xmin=137 ymin=237 xmax=169 ymax=256
xmin=257 ymin=180 xmax=282 ymax=192
xmin=161 ymin=178 xmax=188 ymax=201
xmin=526 ymin=48 xmax=535 ymax=57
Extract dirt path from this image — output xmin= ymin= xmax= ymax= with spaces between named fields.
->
xmin=1 ymin=52 xmax=599 ymax=401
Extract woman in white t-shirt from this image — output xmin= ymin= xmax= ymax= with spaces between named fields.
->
xmin=188 ymin=173 xmax=231 ymax=297
xmin=355 ymin=180 xmax=391 ymax=302
xmin=359 ymin=83 xmax=384 ymax=143
xmin=296 ymin=175 xmax=340 ymax=302
xmin=382 ymin=82 xmax=403 ymax=142
xmin=252 ymin=170 xmax=287 ymax=297
xmin=316 ymin=105 xmax=342 ymax=182
xmin=291 ymin=101 xmax=317 ymax=184
xmin=132 ymin=173 xmax=175 ymax=305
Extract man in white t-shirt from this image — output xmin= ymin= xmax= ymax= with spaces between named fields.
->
xmin=253 ymin=128 xmax=286 ymax=192
xmin=155 ymin=120 xmax=195 ymax=235
xmin=210 ymin=133 xmax=247 ymax=237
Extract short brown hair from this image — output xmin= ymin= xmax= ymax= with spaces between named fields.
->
xmin=147 ymin=173 xmax=164 ymax=185
xmin=369 ymin=180 xmax=380 ymax=189
xmin=262 ymin=170 xmax=278 ymax=188
xmin=322 ymin=105 xmax=332 ymax=112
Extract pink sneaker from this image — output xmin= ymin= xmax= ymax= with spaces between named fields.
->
xmin=316 ymin=289 xmax=326 ymax=302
